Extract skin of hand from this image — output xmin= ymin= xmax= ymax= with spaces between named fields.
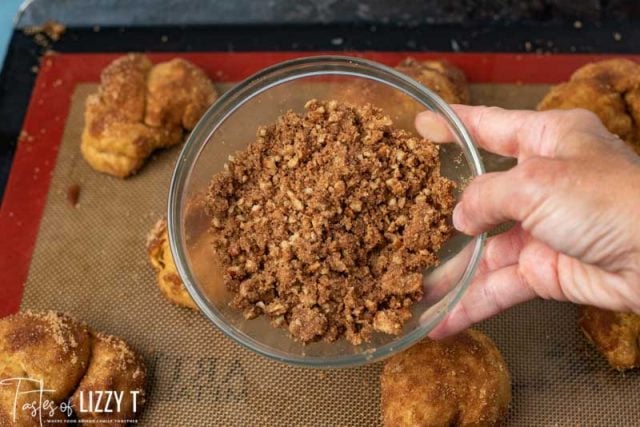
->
xmin=415 ymin=106 xmax=640 ymax=338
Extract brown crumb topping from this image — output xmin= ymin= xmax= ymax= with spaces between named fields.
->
xmin=206 ymin=100 xmax=454 ymax=345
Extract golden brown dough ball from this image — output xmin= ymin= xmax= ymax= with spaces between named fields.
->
xmin=395 ymin=58 xmax=470 ymax=105
xmin=0 ymin=311 xmax=147 ymax=425
xmin=82 ymin=90 xmax=183 ymax=178
xmin=70 ymin=333 xmax=147 ymax=425
xmin=145 ymin=58 xmax=218 ymax=130
xmin=537 ymin=58 xmax=640 ymax=154
xmin=147 ymin=218 xmax=198 ymax=309
xmin=0 ymin=311 xmax=91 ymax=426
xmin=0 ymin=378 xmax=68 ymax=426
xmin=96 ymin=53 xmax=151 ymax=122
xmin=334 ymin=58 xmax=469 ymax=132
xmin=0 ymin=311 xmax=91 ymax=400
xmin=0 ymin=381 xmax=68 ymax=426
xmin=579 ymin=305 xmax=640 ymax=371
xmin=381 ymin=329 xmax=511 ymax=427
xmin=81 ymin=54 xmax=218 ymax=178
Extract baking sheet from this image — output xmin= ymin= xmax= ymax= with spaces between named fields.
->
xmin=16 ymin=80 xmax=640 ymax=426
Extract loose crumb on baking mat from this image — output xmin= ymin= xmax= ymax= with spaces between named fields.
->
xmin=206 ymin=99 xmax=455 ymax=345
xmin=67 ymin=184 xmax=81 ymax=206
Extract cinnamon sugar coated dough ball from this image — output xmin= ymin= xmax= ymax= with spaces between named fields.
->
xmin=145 ymin=58 xmax=218 ymax=130
xmin=336 ymin=58 xmax=469 ymax=128
xmin=81 ymin=54 xmax=181 ymax=177
xmin=81 ymin=53 xmax=218 ymax=178
xmin=147 ymin=218 xmax=198 ymax=309
xmin=0 ymin=311 xmax=146 ymax=425
xmin=381 ymin=329 xmax=511 ymax=427
xmin=70 ymin=333 xmax=147 ymax=425
xmin=0 ymin=311 xmax=91 ymax=400
xmin=0 ymin=311 xmax=91 ymax=426
xmin=579 ymin=306 xmax=640 ymax=371
xmin=395 ymin=58 xmax=470 ymax=104
xmin=537 ymin=58 xmax=640 ymax=154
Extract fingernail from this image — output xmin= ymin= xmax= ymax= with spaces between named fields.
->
xmin=452 ymin=204 xmax=466 ymax=232
xmin=415 ymin=112 xmax=450 ymax=142
xmin=425 ymin=315 xmax=451 ymax=340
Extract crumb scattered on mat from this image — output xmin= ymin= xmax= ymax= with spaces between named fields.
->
xmin=67 ymin=184 xmax=80 ymax=206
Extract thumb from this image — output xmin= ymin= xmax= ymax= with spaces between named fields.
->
xmin=427 ymin=264 xmax=535 ymax=339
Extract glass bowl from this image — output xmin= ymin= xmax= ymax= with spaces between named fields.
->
xmin=168 ymin=56 xmax=485 ymax=368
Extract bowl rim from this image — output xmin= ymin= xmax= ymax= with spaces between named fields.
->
xmin=168 ymin=55 xmax=486 ymax=368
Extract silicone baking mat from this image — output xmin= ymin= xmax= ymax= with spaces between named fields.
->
xmin=1 ymin=52 xmax=639 ymax=426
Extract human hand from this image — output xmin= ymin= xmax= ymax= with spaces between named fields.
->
xmin=415 ymin=105 xmax=640 ymax=338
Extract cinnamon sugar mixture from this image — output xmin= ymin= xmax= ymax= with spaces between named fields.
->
xmin=206 ymin=100 xmax=455 ymax=345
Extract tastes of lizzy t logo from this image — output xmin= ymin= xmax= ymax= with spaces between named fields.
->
xmin=0 ymin=377 xmax=141 ymax=425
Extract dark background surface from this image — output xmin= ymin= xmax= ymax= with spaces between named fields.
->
xmin=15 ymin=0 xmax=640 ymax=27
xmin=2 ymin=0 xmax=640 ymax=202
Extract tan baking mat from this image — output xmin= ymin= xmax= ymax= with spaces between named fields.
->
xmin=20 ymin=83 xmax=640 ymax=426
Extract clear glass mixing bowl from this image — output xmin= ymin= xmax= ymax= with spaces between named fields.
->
xmin=168 ymin=56 xmax=485 ymax=368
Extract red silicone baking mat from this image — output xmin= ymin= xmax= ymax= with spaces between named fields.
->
xmin=3 ymin=51 xmax=640 ymax=317
xmin=2 ymin=52 xmax=640 ymax=426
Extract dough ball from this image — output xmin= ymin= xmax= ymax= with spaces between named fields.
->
xmin=395 ymin=58 xmax=470 ymax=104
xmin=145 ymin=58 xmax=218 ymax=130
xmin=0 ymin=311 xmax=91 ymax=425
xmin=70 ymin=333 xmax=146 ymax=425
xmin=579 ymin=305 xmax=640 ymax=371
xmin=381 ymin=329 xmax=511 ymax=427
xmin=81 ymin=54 xmax=218 ymax=177
xmin=147 ymin=218 xmax=198 ymax=309
xmin=0 ymin=311 xmax=147 ymax=425
xmin=538 ymin=58 xmax=640 ymax=154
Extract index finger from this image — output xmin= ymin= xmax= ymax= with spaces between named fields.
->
xmin=415 ymin=105 xmax=595 ymax=159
